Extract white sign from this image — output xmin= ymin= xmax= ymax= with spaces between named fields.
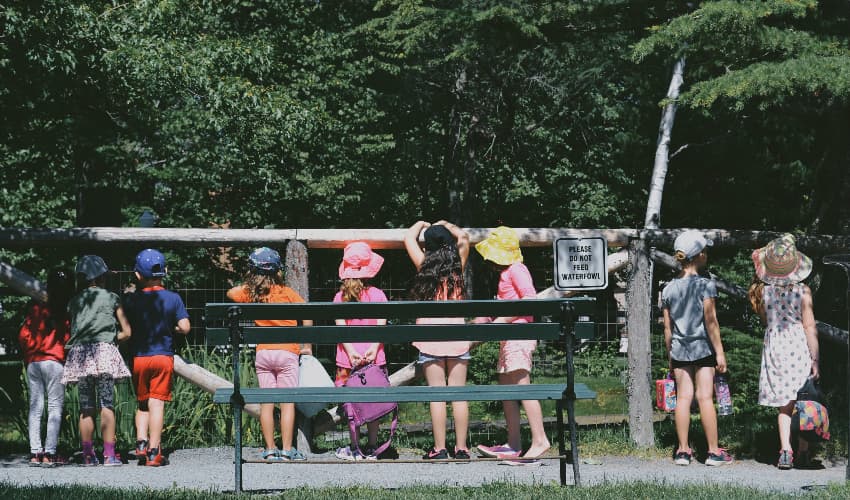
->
xmin=553 ymin=236 xmax=608 ymax=291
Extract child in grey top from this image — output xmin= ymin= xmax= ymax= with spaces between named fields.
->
xmin=661 ymin=230 xmax=731 ymax=467
xmin=662 ymin=275 xmax=717 ymax=362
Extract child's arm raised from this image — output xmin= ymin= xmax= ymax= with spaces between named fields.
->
xmin=404 ymin=220 xmax=430 ymax=271
xmin=115 ymin=305 xmax=132 ymax=342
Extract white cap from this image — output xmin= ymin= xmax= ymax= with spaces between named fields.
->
xmin=673 ymin=230 xmax=714 ymax=259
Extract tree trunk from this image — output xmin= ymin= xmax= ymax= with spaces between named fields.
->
xmin=626 ymin=239 xmax=655 ymax=448
xmin=644 ymin=56 xmax=686 ymax=229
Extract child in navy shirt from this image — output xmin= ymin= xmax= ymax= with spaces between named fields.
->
xmin=123 ymin=249 xmax=190 ymax=466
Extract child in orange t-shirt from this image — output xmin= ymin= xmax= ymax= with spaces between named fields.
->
xmin=227 ymin=247 xmax=312 ymax=461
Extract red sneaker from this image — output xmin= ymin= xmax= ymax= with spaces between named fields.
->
xmin=146 ymin=449 xmax=168 ymax=467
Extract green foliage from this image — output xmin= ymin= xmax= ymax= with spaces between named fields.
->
xmin=575 ymin=343 xmax=623 ymax=379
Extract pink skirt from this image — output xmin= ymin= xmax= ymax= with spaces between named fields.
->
xmin=61 ymin=342 xmax=131 ymax=384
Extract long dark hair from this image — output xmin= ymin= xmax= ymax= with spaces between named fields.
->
xmin=243 ymin=271 xmax=284 ymax=302
xmin=410 ymin=245 xmax=465 ymax=301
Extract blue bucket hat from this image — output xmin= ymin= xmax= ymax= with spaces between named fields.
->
xmin=135 ymin=249 xmax=167 ymax=278
xmin=249 ymin=247 xmax=282 ymax=275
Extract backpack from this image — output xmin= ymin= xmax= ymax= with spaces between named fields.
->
xmin=791 ymin=377 xmax=830 ymax=442
xmin=341 ymin=363 xmax=398 ymax=457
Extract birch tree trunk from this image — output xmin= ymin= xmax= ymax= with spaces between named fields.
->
xmin=628 ymin=55 xmax=685 ymax=448
xmin=644 ymin=56 xmax=686 ymax=229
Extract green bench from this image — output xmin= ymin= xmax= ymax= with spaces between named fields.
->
xmin=205 ymin=298 xmax=596 ymax=493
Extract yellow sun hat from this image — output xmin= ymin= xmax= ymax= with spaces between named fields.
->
xmin=475 ymin=226 xmax=523 ymax=266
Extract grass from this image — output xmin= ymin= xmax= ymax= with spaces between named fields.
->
xmin=1 ymin=482 xmax=848 ymax=500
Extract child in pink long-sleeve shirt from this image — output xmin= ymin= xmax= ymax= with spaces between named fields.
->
xmin=474 ymin=226 xmax=551 ymax=464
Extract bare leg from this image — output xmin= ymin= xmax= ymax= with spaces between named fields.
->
xmin=778 ymin=401 xmax=795 ymax=451
xmin=367 ymin=421 xmax=379 ymax=448
xmin=673 ymin=366 xmax=695 ymax=453
xmin=147 ymin=398 xmax=166 ymax=450
xmin=423 ymin=360 xmax=448 ymax=451
xmin=135 ymin=400 xmax=150 ymax=442
xmin=694 ymin=366 xmax=720 ymax=453
xmin=79 ymin=410 xmax=96 ymax=443
xmin=447 ymin=359 xmax=469 ymax=451
xmin=280 ymin=402 xmax=296 ymax=451
xmin=499 ymin=372 xmax=522 ymax=451
xmin=505 ymin=370 xmax=551 ymax=458
xmin=260 ymin=403 xmax=277 ymax=450
xmin=100 ymin=407 xmax=116 ymax=444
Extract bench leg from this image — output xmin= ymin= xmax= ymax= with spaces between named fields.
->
xmin=567 ymin=397 xmax=581 ymax=487
xmin=556 ymin=400 xmax=566 ymax=486
xmin=234 ymin=402 xmax=243 ymax=494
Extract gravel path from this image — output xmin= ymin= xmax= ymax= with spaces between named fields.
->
xmin=0 ymin=448 xmax=844 ymax=494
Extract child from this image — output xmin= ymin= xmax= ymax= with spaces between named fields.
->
xmin=19 ymin=269 xmax=74 ymax=466
xmin=227 ymin=247 xmax=312 ymax=462
xmin=661 ymin=230 xmax=732 ymax=466
xmin=474 ymin=226 xmax=551 ymax=464
xmin=62 ymin=255 xmax=132 ymax=466
xmin=123 ymin=249 xmax=191 ymax=466
xmin=332 ymin=242 xmax=388 ymax=461
xmin=749 ymin=234 xmax=819 ymax=469
xmin=405 ymin=220 xmax=471 ymax=460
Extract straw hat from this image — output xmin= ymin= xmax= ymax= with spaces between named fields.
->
xmin=339 ymin=242 xmax=384 ymax=280
xmin=475 ymin=226 xmax=523 ymax=266
xmin=752 ymin=234 xmax=812 ymax=286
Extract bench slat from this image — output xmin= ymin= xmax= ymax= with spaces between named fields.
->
xmin=205 ymin=299 xmax=575 ymax=321
xmin=204 ymin=322 xmax=561 ymax=345
xmin=212 ymin=383 xmax=596 ymax=404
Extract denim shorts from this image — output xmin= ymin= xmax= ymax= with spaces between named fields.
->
xmin=417 ymin=351 xmax=471 ymax=364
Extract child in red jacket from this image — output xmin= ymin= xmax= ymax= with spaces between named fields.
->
xmin=18 ymin=269 xmax=74 ymax=466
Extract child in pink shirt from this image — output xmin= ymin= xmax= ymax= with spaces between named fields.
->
xmin=405 ymin=220 xmax=471 ymax=461
xmin=475 ymin=226 xmax=551 ymax=463
xmin=333 ymin=242 xmax=388 ymax=461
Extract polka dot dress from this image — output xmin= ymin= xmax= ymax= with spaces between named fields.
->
xmin=758 ymin=284 xmax=812 ymax=407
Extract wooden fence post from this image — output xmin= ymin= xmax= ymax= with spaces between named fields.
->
xmin=626 ymin=237 xmax=655 ymax=448
xmin=284 ymin=240 xmax=314 ymax=452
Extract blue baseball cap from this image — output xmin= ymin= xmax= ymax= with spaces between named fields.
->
xmin=76 ymin=255 xmax=109 ymax=281
xmin=249 ymin=247 xmax=281 ymax=275
xmin=135 ymin=249 xmax=167 ymax=278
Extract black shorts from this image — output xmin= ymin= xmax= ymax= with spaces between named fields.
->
xmin=671 ymin=354 xmax=717 ymax=369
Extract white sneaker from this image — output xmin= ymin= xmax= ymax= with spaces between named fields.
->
xmin=335 ymin=446 xmax=363 ymax=461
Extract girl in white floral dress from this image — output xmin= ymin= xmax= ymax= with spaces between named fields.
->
xmin=750 ymin=235 xmax=820 ymax=470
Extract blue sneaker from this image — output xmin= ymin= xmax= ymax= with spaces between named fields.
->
xmin=82 ymin=453 xmax=100 ymax=466
xmin=103 ymin=455 xmax=122 ymax=467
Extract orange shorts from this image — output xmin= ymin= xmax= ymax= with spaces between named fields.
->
xmin=133 ymin=355 xmax=174 ymax=402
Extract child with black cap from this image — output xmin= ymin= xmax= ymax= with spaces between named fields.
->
xmin=405 ymin=220 xmax=472 ymax=460
xmin=63 ymin=255 xmax=132 ymax=466
xmin=123 ymin=249 xmax=191 ymax=466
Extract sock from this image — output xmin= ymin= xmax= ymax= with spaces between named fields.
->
xmin=103 ymin=441 xmax=115 ymax=458
xmin=82 ymin=441 xmax=93 ymax=456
